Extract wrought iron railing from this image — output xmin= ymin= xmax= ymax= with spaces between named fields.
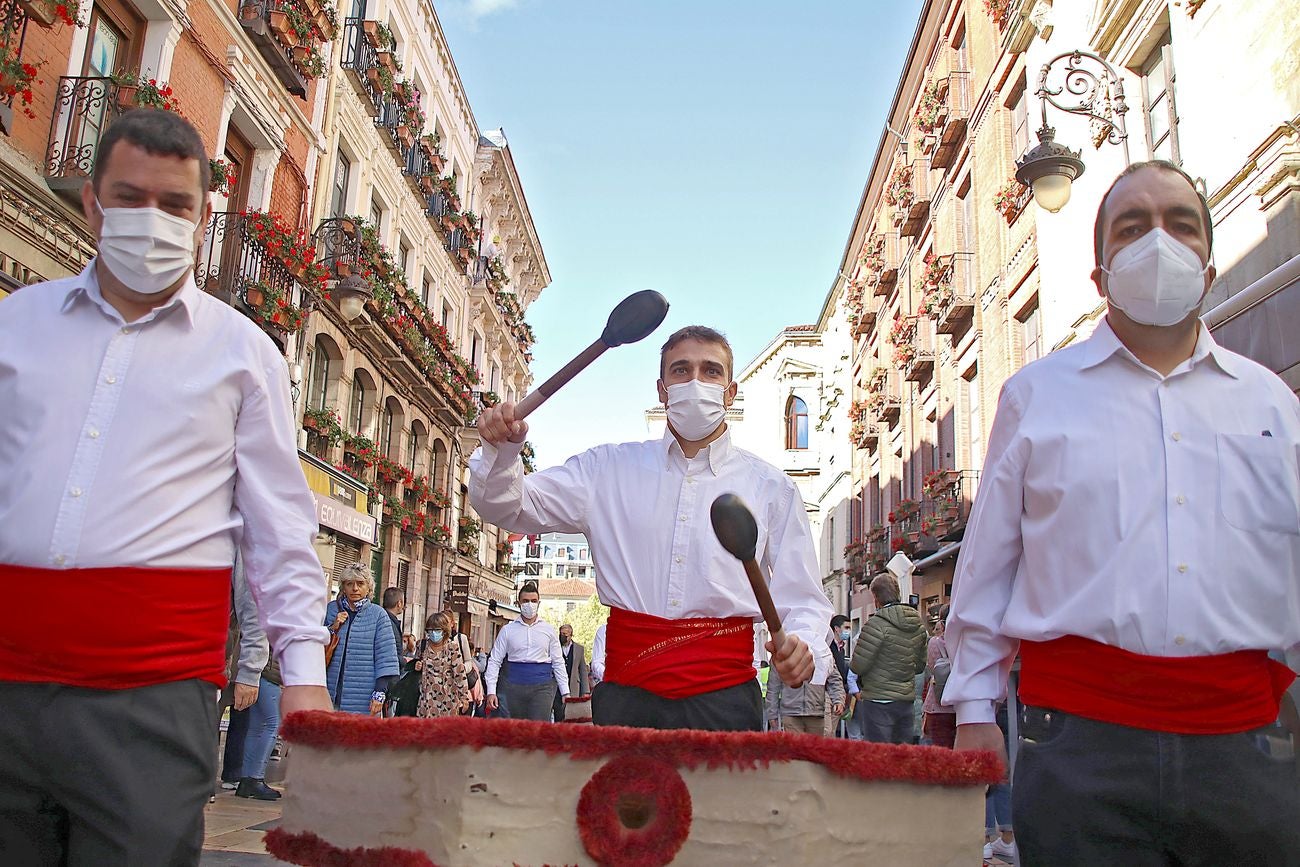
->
xmin=237 ymin=0 xmax=306 ymax=97
xmin=376 ymin=96 xmax=412 ymax=157
xmin=313 ymin=216 xmax=365 ymax=277
xmin=45 ymin=76 xmax=125 ymax=187
xmin=341 ymin=17 xmax=384 ymax=111
xmin=194 ymin=211 xmax=299 ymax=314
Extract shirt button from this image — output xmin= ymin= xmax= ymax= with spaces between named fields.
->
xmin=1177 ymin=563 xmax=1188 ymax=573
xmin=675 ymin=556 xmax=683 ymax=564
xmin=53 ymin=554 xmax=66 ymax=566
xmin=105 ymin=375 xmax=117 ymax=384
xmin=1175 ymin=635 xmax=1186 ymax=646
xmin=88 ymin=428 xmax=100 ymax=439
xmin=1171 ymin=432 xmax=1182 ymax=442
xmin=679 ymin=515 xmax=687 ymax=522
xmin=1175 ymin=495 xmax=1186 ymax=505
xmin=120 ymin=327 xmax=131 ymax=335
xmin=71 ymin=487 xmax=82 ymax=498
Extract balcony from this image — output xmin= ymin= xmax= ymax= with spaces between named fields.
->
xmin=237 ymin=0 xmax=308 ymax=98
xmin=851 ymin=418 xmax=879 ymax=450
xmin=404 ymin=138 xmax=438 ymax=199
xmin=376 ymin=95 xmax=415 ymax=159
xmin=901 ymin=158 xmax=932 ymax=238
xmin=876 ymin=231 xmax=900 ymax=294
xmin=931 ymin=72 xmax=971 ymax=170
xmin=341 ymin=17 xmax=385 ymax=115
xmin=919 ymin=468 xmax=980 ymax=548
xmin=194 ymin=211 xmax=310 ymax=340
xmin=892 ymin=316 xmax=934 ymax=384
xmin=44 ymin=76 xmax=126 ymax=197
xmin=933 ymin=252 xmax=976 ymax=339
xmin=852 ymin=296 xmax=879 ymax=338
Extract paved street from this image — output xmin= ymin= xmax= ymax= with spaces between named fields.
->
xmin=201 ymin=788 xmax=288 ymax=866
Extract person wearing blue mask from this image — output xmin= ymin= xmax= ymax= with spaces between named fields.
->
xmin=414 ymin=611 xmax=470 ymax=719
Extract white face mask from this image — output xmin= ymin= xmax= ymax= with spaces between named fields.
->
xmin=520 ymin=602 xmax=538 ymax=619
xmin=665 ymin=379 xmax=727 ymax=441
xmin=1101 ymin=228 xmax=1209 ymax=327
xmin=95 ymin=199 xmax=198 ymax=296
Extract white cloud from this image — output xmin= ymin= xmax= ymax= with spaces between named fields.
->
xmin=465 ymin=0 xmax=521 ymax=19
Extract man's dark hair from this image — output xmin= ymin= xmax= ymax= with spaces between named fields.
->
xmin=1093 ymin=160 xmax=1212 ymax=266
xmin=518 ymin=580 xmax=539 ymax=601
xmin=94 ymin=109 xmax=210 ymax=196
xmin=659 ymin=325 xmax=734 ymax=380
xmin=382 ymin=586 xmax=403 ymax=611
xmin=830 ymin=614 xmax=850 ymax=629
xmin=938 ymin=603 xmax=951 ymax=622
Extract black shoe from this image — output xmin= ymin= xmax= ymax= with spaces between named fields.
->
xmin=235 ymin=778 xmax=282 ymax=800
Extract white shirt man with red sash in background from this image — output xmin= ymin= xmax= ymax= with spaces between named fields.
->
xmin=0 ymin=110 xmax=332 ymax=866
xmin=471 ymin=326 xmax=831 ymax=730
xmin=947 ymin=161 xmax=1300 ymax=865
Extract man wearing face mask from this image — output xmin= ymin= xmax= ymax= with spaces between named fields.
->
xmin=0 ymin=110 xmax=331 ymax=865
xmin=485 ymin=582 xmax=569 ymax=721
xmin=946 ymin=161 xmax=1300 ymax=865
xmin=471 ymin=326 xmax=832 ymax=731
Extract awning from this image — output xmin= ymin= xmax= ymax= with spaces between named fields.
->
xmin=912 ymin=541 xmax=961 ymax=572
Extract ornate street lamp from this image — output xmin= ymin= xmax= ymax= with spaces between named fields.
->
xmin=334 ymin=274 xmax=373 ymax=322
xmin=1015 ymin=50 xmax=1130 ymax=213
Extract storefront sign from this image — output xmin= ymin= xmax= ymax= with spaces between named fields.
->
xmin=313 ymin=492 xmax=378 ymax=545
xmin=448 ymin=573 xmax=514 ymax=613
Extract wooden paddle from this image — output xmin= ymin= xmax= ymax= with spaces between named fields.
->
xmin=513 ymin=290 xmax=670 ymax=419
xmin=710 ymin=493 xmax=809 ymax=687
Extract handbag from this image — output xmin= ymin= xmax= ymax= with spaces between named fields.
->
xmin=930 ymin=644 xmax=952 ymax=704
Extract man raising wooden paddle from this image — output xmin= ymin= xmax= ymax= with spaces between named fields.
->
xmin=471 ymin=326 xmax=831 ymax=731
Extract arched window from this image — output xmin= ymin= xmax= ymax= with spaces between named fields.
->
xmin=350 ymin=369 xmax=375 ymax=436
xmin=432 ymin=439 xmax=449 ymax=491
xmin=785 ymin=396 xmax=809 ymax=450
xmin=408 ymin=420 xmax=427 ymax=473
xmin=307 ymin=336 xmax=340 ymax=411
xmin=381 ymin=397 xmax=404 ymax=459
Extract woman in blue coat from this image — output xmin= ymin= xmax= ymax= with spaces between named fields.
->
xmin=324 ymin=563 xmax=400 ymax=714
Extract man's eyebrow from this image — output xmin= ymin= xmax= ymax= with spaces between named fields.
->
xmin=1109 ymin=207 xmax=1150 ymax=226
xmin=1163 ymin=204 xmax=1202 ymax=223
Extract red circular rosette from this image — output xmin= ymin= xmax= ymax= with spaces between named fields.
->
xmin=577 ymin=754 xmax=692 ymax=867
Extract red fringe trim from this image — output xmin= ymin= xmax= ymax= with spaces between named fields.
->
xmin=264 ymin=828 xmax=436 ymax=866
xmin=281 ymin=712 xmax=1002 ymax=787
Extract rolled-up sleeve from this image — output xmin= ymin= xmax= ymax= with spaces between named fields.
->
xmin=761 ymin=481 xmax=833 ymax=683
xmin=944 ymin=384 xmax=1029 ymax=725
xmin=233 ymin=354 xmax=328 ymax=687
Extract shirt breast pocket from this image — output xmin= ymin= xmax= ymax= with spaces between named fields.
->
xmin=1217 ymin=433 xmax=1300 ymax=535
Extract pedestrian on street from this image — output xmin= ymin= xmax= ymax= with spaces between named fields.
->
xmin=982 ymin=702 xmax=1016 ymax=865
xmin=472 ymin=326 xmax=832 ymax=731
xmin=922 ymin=605 xmax=956 ymax=748
xmin=382 ymin=586 xmax=405 ymax=664
xmin=403 ymin=633 xmax=418 ymax=663
xmin=764 ymin=653 xmax=844 ymax=735
xmin=324 ymin=564 xmax=400 ymax=715
xmin=946 ymin=160 xmax=1300 ymax=865
xmin=219 ymin=559 xmax=282 ymax=801
xmin=414 ymin=612 xmax=471 ymax=719
xmin=447 ymin=614 xmax=483 ymax=714
xmin=0 ymin=109 xmax=331 ymax=866
xmin=485 ymin=582 xmax=569 ymax=721
xmin=552 ymin=624 xmax=590 ymax=722
xmin=850 ymin=573 xmax=928 ymax=744
xmin=828 ymin=615 xmax=853 ymax=736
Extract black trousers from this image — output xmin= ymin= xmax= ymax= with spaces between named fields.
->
xmin=0 ymin=679 xmax=217 ymax=867
xmin=592 ymin=679 xmax=762 ymax=731
xmin=552 ymin=686 xmax=566 ymax=722
xmin=1014 ymin=705 xmax=1300 ymax=867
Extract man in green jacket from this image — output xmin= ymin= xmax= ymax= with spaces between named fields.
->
xmin=850 ymin=573 xmax=928 ymax=743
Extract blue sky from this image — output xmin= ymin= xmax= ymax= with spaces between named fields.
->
xmin=439 ymin=0 xmax=925 ymax=468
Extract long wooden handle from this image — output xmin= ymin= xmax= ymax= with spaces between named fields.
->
xmin=741 ymin=557 xmax=783 ymax=641
xmin=513 ymin=339 xmax=608 ymax=420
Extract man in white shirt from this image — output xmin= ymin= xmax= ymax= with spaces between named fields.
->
xmin=485 ymin=582 xmax=569 ymax=721
xmin=0 ymin=110 xmax=332 ymax=865
xmin=948 ymin=161 xmax=1299 ymax=864
xmin=472 ymin=326 xmax=831 ymax=731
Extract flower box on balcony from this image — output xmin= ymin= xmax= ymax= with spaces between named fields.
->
xmin=376 ymin=50 xmax=395 ymax=71
xmin=363 ymin=19 xmax=380 ymax=46
xmin=396 ymin=124 xmax=414 ymax=147
xmin=19 ymin=0 xmax=59 ymax=26
xmin=245 ymin=284 xmax=266 ymax=308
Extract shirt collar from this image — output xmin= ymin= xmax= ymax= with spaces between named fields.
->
xmin=661 ymin=426 xmax=734 ymax=476
xmin=61 ymin=259 xmax=199 ymax=330
xmin=1079 ymin=315 xmax=1240 ymax=380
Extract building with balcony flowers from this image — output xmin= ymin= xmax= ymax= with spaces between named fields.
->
xmin=0 ymin=0 xmax=548 ymax=652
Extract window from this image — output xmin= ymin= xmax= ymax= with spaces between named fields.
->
xmin=1011 ymin=79 xmax=1031 ymax=158
xmin=421 ymin=275 xmax=432 ymax=308
xmin=1019 ymin=300 xmax=1042 ymax=367
xmin=408 ymin=422 xmax=425 ymax=472
xmin=442 ymin=301 xmax=453 ymax=332
xmin=1141 ymin=34 xmax=1179 ymax=162
xmin=399 ymin=242 xmax=411 ymax=281
xmin=954 ymin=26 xmax=968 ymax=72
xmin=330 ymin=153 xmax=350 ymax=217
xmin=369 ymin=200 xmax=383 ymax=235
xmin=381 ymin=402 xmax=396 ymax=457
xmin=79 ymin=0 xmax=143 ymax=172
xmin=957 ymin=177 xmax=974 ymax=254
xmin=471 ymin=333 xmax=482 ymax=374
xmin=784 ymin=396 xmax=809 ymax=450
xmin=307 ymin=337 xmax=335 ymax=411
xmin=349 ymin=371 xmax=372 ymax=434
xmin=965 ymin=367 xmax=982 ymax=474
xmin=490 ymin=363 xmax=500 ymax=394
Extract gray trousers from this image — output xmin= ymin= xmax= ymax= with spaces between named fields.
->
xmin=0 ymin=679 xmax=216 ymax=866
xmin=501 ymin=680 xmax=557 ymax=722
xmin=863 ymin=699 xmax=914 ymax=744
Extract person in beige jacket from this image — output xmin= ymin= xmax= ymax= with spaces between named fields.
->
xmin=850 ymin=573 xmax=928 ymax=743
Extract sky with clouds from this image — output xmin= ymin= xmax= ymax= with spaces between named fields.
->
xmin=438 ymin=0 xmax=925 ymax=468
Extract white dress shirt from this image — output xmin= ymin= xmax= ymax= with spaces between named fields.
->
xmin=946 ymin=317 xmax=1300 ymax=725
xmin=485 ymin=617 xmax=568 ymax=696
xmin=590 ymin=622 xmax=607 ymax=682
xmin=0 ymin=264 xmax=329 ymax=686
xmin=470 ymin=429 xmax=832 ymax=682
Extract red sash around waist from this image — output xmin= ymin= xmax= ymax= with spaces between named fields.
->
xmin=1019 ymin=635 xmax=1296 ymax=735
xmin=604 ymin=607 xmax=755 ymax=700
xmin=0 ymin=563 xmax=232 ymax=690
